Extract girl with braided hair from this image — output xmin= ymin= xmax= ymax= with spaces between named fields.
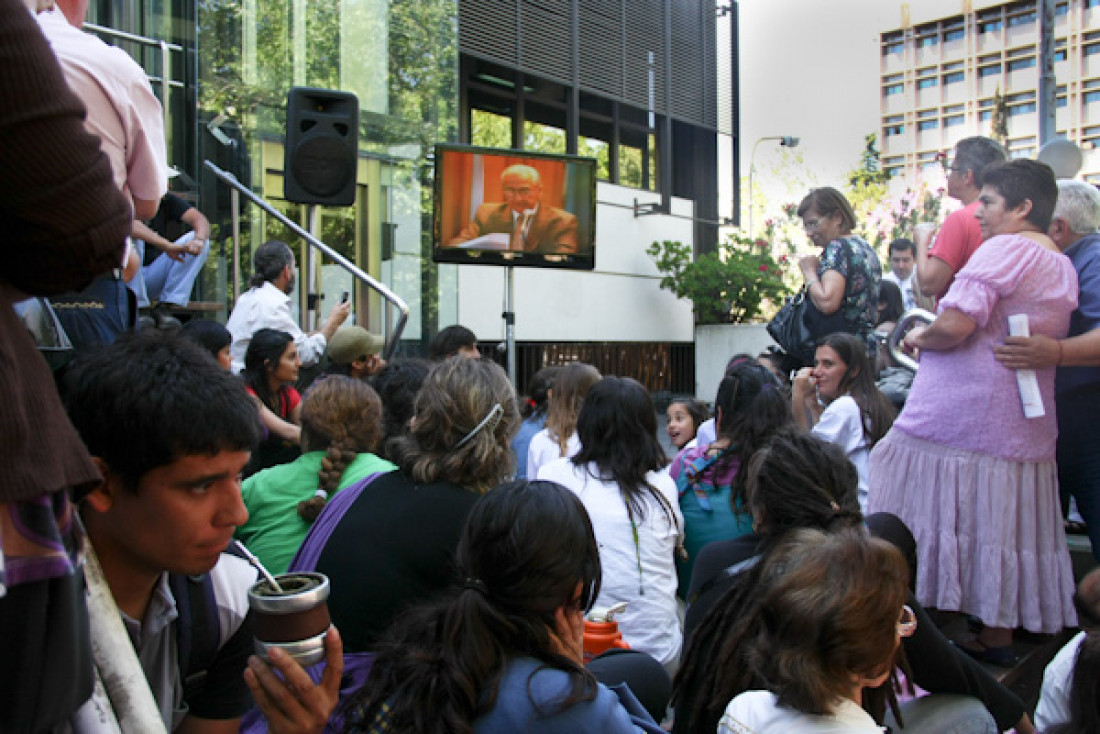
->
xmin=235 ymin=376 xmax=396 ymax=574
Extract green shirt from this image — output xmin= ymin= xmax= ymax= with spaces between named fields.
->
xmin=236 ymin=451 xmax=396 ymax=574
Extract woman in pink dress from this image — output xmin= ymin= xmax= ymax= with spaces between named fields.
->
xmin=869 ymin=159 xmax=1078 ymax=666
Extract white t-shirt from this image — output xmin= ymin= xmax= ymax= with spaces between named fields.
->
xmin=537 ymin=458 xmax=683 ymax=667
xmin=526 ymin=428 xmax=580 ymax=480
xmin=719 ymin=691 xmax=884 ymax=733
xmin=1034 ymin=630 xmax=1085 ymax=730
xmin=811 ymin=395 xmax=870 ymax=514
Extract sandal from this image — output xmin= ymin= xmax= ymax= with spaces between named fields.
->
xmin=954 ymin=639 xmax=1019 ymax=667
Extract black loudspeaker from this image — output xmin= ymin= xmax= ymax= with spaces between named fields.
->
xmin=284 ymin=87 xmax=359 ymax=206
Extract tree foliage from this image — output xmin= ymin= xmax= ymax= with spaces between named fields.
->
xmin=648 ymin=234 xmax=791 ymax=325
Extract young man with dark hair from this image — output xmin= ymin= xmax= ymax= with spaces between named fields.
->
xmin=427 ymin=323 xmax=479 ymax=360
xmin=64 ymin=330 xmax=262 ymax=732
xmin=883 ymin=238 xmax=918 ymax=311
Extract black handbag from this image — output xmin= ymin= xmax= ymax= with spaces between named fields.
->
xmin=767 ymin=287 xmax=816 ymax=365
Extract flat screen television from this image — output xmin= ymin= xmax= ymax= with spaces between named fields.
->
xmin=432 ymin=144 xmax=597 ymax=270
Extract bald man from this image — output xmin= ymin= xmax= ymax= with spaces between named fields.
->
xmin=449 ymin=164 xmax=579 ymax=254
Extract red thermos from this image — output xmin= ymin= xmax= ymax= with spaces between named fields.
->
xmin=582 ymin=602 xmax=630 ymax=663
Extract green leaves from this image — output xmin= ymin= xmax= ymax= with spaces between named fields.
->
xmin=648 ymin=235 xmax=791 ymax=325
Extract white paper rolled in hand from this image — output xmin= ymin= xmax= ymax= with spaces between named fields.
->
xmin=1007 ymin=314 xmax=1045 ymax=419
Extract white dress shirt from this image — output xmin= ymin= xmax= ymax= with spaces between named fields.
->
xmin=226 ymin=281 xmax=327 ymax=372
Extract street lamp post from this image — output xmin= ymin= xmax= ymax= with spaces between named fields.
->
xmin=747 ymin=135 xmax=799 ymax=238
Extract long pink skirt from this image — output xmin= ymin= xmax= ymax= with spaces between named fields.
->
xmin=868 ymin=429 xmax=1076 ymax=633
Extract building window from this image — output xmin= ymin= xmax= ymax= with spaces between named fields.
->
xmin=1085 ymin=90 xmax=1100 ymax=104
xmin=917 ymin=34 xmax=938 ymax=48
xmin=1056 ymin=95 xmax=1067 ymax=108
xmin=917 ymin=77 xmax=938 ymax=89
xmin=1055 ymin=49 xmax=1067 ymax=62
xmin=944 ymin=27 xmax=965 ymax=42
xmin=1056 ymin=2 xmax=1068 ymax=15
xmin=943 ymin=71 xmax=965 ymax=85
xmin=1007 ymin=102 xmax=1036 ymax=116
xmin=979 ymin=109 xmax=993 ymax=121
xmin=978 ymin=64 xmax=1002 ymax=78
xmin=945 ymin=114 xmax=965 ymax=127
xmin=1007 ymin=11 xmax=1036 ymax=27
xmin=918 ymin=119 xmax=939 ymax=131
xmin=1086 ymin=43 xmax=1100 ymax=57
xmin=883 ymin=31 xmax=904 ymax=55
xmin=1087 ymin=0 xmax=1100 ymax=8
xmin=885 ymin=123 xmax=905 ymax=136
xmin=979 ymin=19 xmax=1003 ymax=33
xmin=1007 ymin=57 xmax=1036 ymax=72
xmin=883 ymin=83 xmax=904 ymax=96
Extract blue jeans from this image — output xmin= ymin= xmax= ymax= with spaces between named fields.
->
xmin=131 ymin=232 xmax=209 ymax=307
xmin=885 ymin=694 xmax=998 ymax=734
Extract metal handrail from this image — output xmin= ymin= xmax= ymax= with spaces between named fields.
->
xmin=888 ymin=308 xmax=936 ymax=372
xmin=83 ymin=23 xmax=183 ymax=134
xmin=204 ymin=161 xmax=409 ymax=360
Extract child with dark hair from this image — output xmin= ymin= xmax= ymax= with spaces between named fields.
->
xmin=512 ymin=365 xmax=561 ymax=479
xmin=539 ymin=377 xmax=684 ymax=671
xmin=368 ymin=357 xmax=432 ymax=462
xmin=666 ymin=398 xmax=707 ymax=450
xmin=178 ymin=318 xmax=232 ymax=370
xmin=670 ymin=362 xmax=791 ymax=593
xmin=235 ymin=376 xmax=396 ymax=574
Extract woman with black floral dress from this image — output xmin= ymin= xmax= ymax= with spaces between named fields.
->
xmin=795 ymin=187 xmax=882 ymax=364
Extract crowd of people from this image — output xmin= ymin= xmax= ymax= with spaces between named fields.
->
xmin=4 ymin=0 xmax=1100 ymax=729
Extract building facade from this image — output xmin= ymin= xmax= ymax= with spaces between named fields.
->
xmin=76 ymin=0 xmax=733 ymax=392
xmin=880 ymin=0 xmax=1100 ymax=180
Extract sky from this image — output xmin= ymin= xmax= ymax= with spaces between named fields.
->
xmin=733 ymin=0 xmax=975 ymax=223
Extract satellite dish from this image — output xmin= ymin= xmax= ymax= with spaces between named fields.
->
xmin=1037 ymin=138 xmax=1084 ymax=179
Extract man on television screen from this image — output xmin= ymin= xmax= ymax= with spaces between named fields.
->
xmin=449 ymin=164 xmax=579 ymax=254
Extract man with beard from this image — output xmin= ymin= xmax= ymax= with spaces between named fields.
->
xmin=226 ymin=240 xmax=350 ymax=373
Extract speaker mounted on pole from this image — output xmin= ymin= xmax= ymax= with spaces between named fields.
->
xmin=284 ymin=87 xmax=359 ymax=206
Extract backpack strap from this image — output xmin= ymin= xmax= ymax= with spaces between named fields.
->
xmin=675 ymin=448 xmax=733 ymax=513
xmin=169 ymin=568 xmax=222 ymax=702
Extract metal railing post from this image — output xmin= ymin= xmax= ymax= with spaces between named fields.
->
xmin=204 ymin=161 xmax=409 ymax=359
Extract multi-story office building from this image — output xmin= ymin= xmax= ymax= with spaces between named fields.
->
xmin=72 ymin=0 xmax=735 ymax=392
xmin=880 ymin=0 xmax=1100 ymax=181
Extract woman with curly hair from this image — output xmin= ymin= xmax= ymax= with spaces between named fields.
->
xmin=294 ymin=357 xmax=520 ymax=655
xmin=234 ymin=376 xmax=396 ymax=574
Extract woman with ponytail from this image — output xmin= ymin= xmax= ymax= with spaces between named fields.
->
xmin=235 ymin=376 xmax=396 ymax=574
xmin=669 ymin=362 xmax=791 ymax=593
xmin=245 ymin=481 xmax=667 ymax=734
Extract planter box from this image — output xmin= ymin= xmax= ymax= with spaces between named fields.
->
xmin=694 ymin=324 xmax=776 ymax=402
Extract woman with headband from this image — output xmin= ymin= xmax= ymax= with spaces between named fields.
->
xmin=290 ymin=357 xmax=519 ymax=657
